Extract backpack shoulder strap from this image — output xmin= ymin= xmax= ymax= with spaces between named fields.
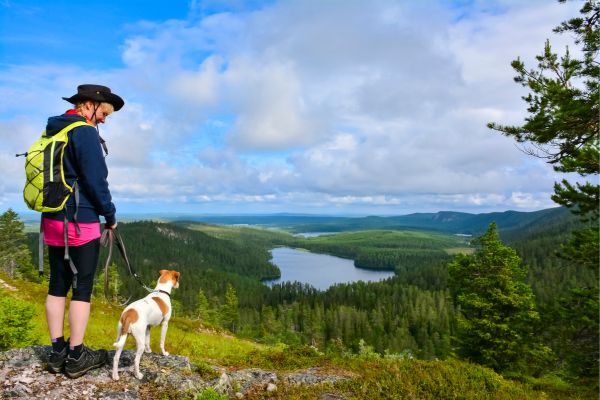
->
xmin=51 ymin=120 xmax=91 ymax=138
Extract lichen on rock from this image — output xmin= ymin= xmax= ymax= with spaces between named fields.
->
xmin=0 ymin=346 xmax=352 ymax=399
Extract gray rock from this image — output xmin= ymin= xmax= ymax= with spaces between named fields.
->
xmin=225 ymin=368 xmax=278 ymax=394
xmin=214 ymin=371 xmax=232 ymax=395
xmin=266 ymin=382 xmax=277 ymax=392
xmin=284 ymin=367 xmax=352 ymax=386
xmin=0 ymin=346 xmax=353 ymax=399
xmin=0 ymin=346 xmax=204 ymax=399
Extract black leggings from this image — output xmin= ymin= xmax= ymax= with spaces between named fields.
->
xmin=48 ymin=239 xmax=100 ymax=302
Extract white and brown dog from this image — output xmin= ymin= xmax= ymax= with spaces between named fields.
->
xmin=112 ymin=269 xmax=181 ymax=380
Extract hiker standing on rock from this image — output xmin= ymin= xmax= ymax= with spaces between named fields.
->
xmin=43 ymin=84 xmax=124 ymax=378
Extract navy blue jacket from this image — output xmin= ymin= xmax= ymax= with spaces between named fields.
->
xmin=42 ymin=113 xmax=116 ymax=226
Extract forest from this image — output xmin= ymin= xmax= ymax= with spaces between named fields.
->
xmin=11 ymin=205 xmax=595 ymax=382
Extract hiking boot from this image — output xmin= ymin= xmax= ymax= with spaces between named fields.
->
xmin=64 ymin=345 xmax=108 ymax=379
xmin=47 ymin=345 xmax=68 ymax=373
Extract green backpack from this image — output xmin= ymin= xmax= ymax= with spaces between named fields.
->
xmin=22 ymin=121 xmax=90 ymax=212
xmin=18 ymin=120 xmax=91 ymax=286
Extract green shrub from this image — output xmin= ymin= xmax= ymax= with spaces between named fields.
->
xmin=194 ymin=388 xmax=228 ymax=400
xmin=234 ymin=343 xmax=324 ymax=370
xmin=193 ymin=361 xmax=220 ymax=380
xmin=0 ymin=293 xmax=38 ymax=350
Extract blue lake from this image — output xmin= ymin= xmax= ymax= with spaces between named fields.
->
xmin=265 ymin=247 xmax=396 ymax=290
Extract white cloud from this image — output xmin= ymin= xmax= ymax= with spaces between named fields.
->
xmin=166 ymin=55 xmax=222 ymax=105
xmin=0 ymin=0 xmax=584 ymax=214
xmin=224 ymin=58 xmax=320 ymax=150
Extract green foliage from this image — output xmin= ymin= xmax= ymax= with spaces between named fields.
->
xmin=448 ymin=223 xmax=553 ymax=374
xmin=17 ymin=210 xmax=596 ymax=382
xmin=241 ymin=279 xmax=455 ymax=359
xmin=220 ymin=284 xmax=240 ymax=332
xmin=93 ymin=262 xmax=123 ymax=302
xmin=192 ymin=360 xmax=221 ymax=380
xmin=235 ymin=209 xmax=565 ymax=237
xmin=0 ymin=209 xmax=35 ymax=280
xmin=226 ymin=343 xmax=325 ymax=370
xmin=20 ymin=220 xmax=281 ymax=320
xmin=171 ymin=299 xmax=184 ymax=317
xmin=337 ymin=358 xmax=553 ymax=400
xmin=294 ymin=230 xmax=462 ymax=272
xmin=195 ymin=289 xmax=219 ymax=325
xmin=25 ymin=220 xmax=457 ymax=360
xmin=0 ymin=266 xmax=594 ymax=399
xmin=488 ymin=1 xmax=599 ymax=213
xmin=194 ymin=388 xmax=228 ymax=400
xmin=0 ymin=291 xmax=39 ymax=350
xmin=558 ymin=225 xmax=599 ymax=270
xmin=488 ymin=1 xmax=599 ymax=380
xmin=554 ymin=286 xmax=599 ymax=380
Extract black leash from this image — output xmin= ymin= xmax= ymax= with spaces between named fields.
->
xmin=100 ymin=227 xmax=153 ymax=304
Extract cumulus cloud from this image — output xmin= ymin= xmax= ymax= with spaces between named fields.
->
xmin=224 ymin=58 xmax=320 ymax=150
xmin=0 ymin=0 xmax=583 ymax=214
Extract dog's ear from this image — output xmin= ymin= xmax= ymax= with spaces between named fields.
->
xmin=159 ymin=269 xmax=167 ymax=276
xmin=173 ymin=271 xmax=181 ymax=281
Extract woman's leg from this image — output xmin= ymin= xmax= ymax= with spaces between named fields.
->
xmin=45 ymin=295 xmax=66 ymax=339
xmin=68 ymin=239 xmax=100 ymax=346
xmin=68 ymin=301 xmax=91 ymax=346
xmin=47 ymin=245 xmax=71 ymax=341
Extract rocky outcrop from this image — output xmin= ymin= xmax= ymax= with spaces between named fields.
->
xmin=0 ymin=346 xmax=353 ymax=399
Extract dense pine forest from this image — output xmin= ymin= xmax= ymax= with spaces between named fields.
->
xmin=0 ymin=197 xmax=592 ymax=399
xmin=15 ymin=206 xmax=595 ymax=380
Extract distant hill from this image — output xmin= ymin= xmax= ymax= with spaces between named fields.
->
xmin=395 ymin=207 xmax=574 ymax=235
xmin=175 ymin=207 xmax=573 ymax=236
xmin=20 ymin=207 xmax=573 ymax=237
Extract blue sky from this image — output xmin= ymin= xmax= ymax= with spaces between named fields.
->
xmin=0 ymin=0 xmax=583 ymax=216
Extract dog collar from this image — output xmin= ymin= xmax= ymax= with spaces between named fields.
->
xmin=154 ymin=289 xmax=171 ymax=298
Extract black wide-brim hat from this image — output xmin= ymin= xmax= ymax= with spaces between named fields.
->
xmin=62 ymin=84 xmax=125 ymax=111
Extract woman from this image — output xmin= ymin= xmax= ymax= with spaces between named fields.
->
xmin=44 ymin=84 xmax=124 ymax=378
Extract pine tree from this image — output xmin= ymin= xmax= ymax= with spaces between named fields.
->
xmin=0 ymin=209 xmax=34 ymax=279
xmin=488 ymin=1 xmax=599 ymax=220
xmin=221 ymin=284 xmax=240 ymax=332
xmin=94 ymin=262 xmax=121 ymax=302
xmin=448 ymin=223 xmax=553 ymax=374
xmin=196 ymin=289 xmax=210 ymax=321
xmin=488 ymin=1 xmax=599 ymax=378
xmin=196 ymin=288 xmax=220 ymax=326
xmin=171 ymin=299 xmax=184 ymax=317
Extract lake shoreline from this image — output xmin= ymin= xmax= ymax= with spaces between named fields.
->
xmin=264 ymin=247 xmax=396 ymax=290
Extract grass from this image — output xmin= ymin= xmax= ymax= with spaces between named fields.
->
xmin=1 ymin=272 xmax=595 ymax=400
xmin=336 ymin=358 xmax=540 ymax=400
xmin=445 ymin=247 xmax=475 ymax=255
xmin=184 ymin=223 xmax=294 ymax=245
xmin=302 ymin=229 xmax=463 ymax=246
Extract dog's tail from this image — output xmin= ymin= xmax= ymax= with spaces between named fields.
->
xmin=113 ymin=330 xmax=127 ymax=348
xmin=114 ymin=309 xmax=137 ymax=347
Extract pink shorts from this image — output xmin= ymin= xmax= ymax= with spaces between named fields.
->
xmin=42 ymin=218 xmax=101 ymax=246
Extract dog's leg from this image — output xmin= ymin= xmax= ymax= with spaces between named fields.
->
xmin=112 ymin=344 xmax=123 ymax=381
xmin=132 ymin=327 xmax=146 ymax=380
xmin=112 ymin=322 xmax=127 ymax=381
xmin=159 ymin=319 xmax=170 ymax=356
xmin=144 ymin=326 xmax=151 ymax=353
